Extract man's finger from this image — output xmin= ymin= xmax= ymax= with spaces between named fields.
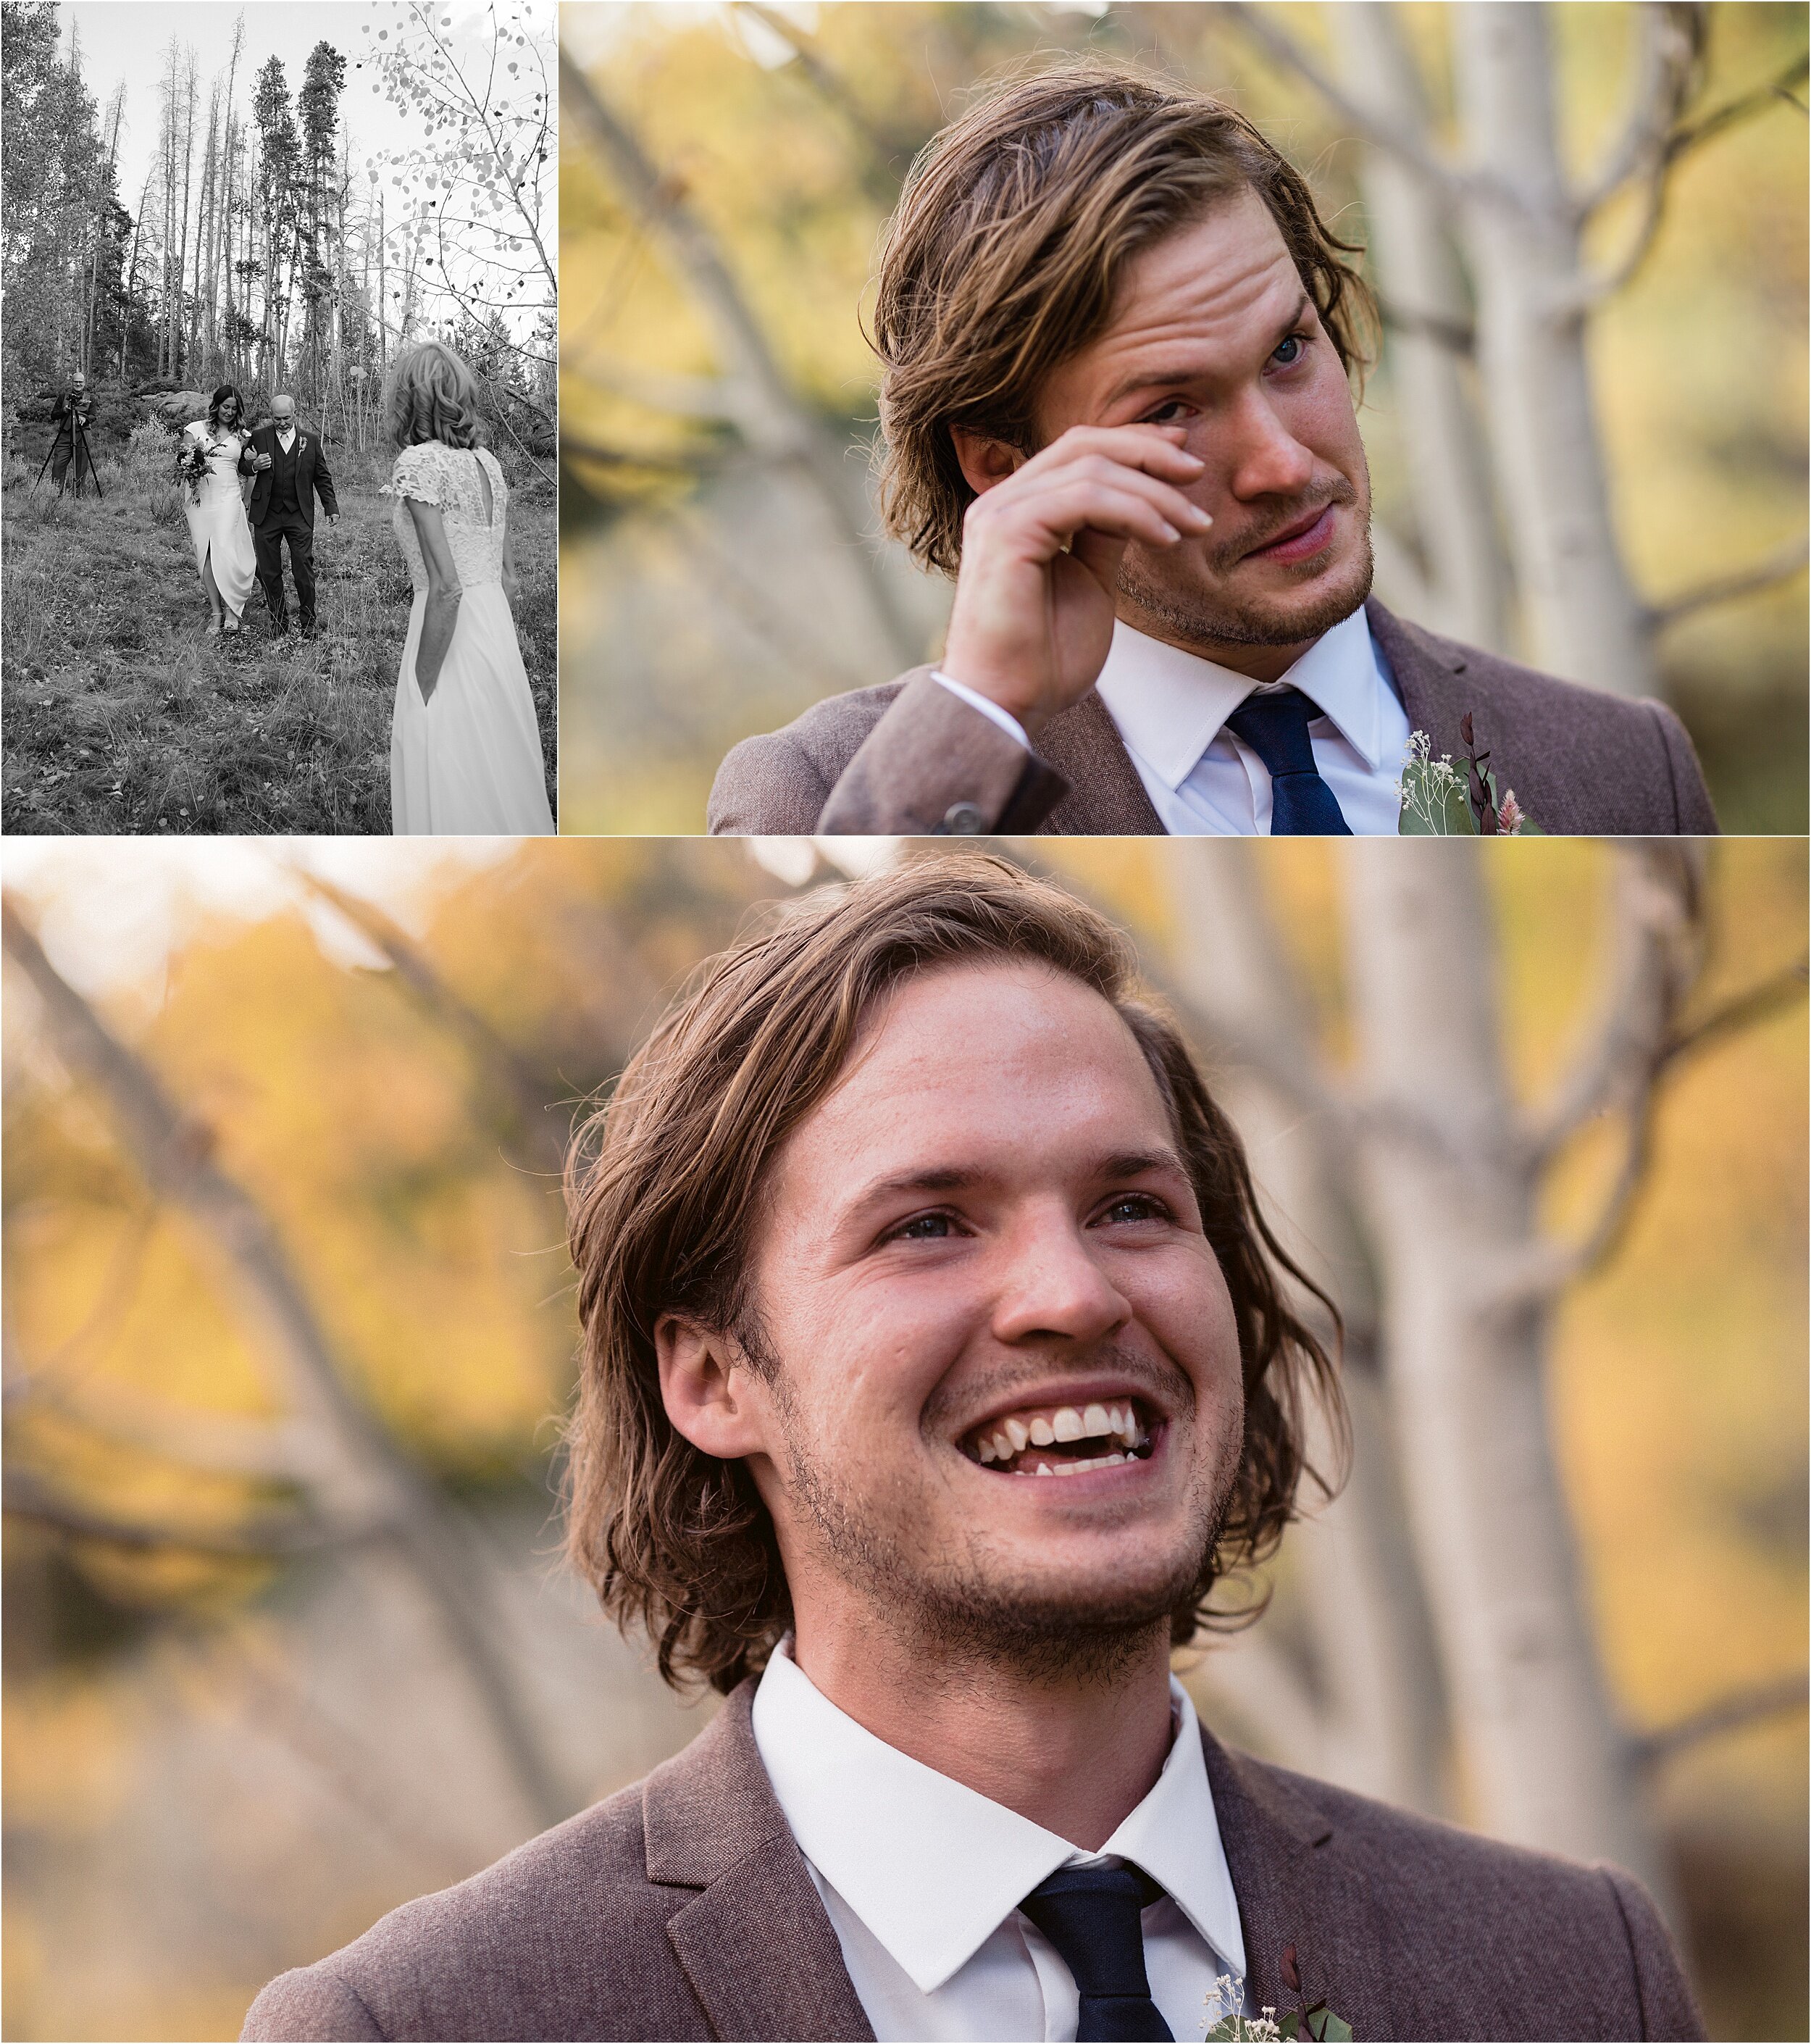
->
xmin=1019 ymin=423 xmax=1207 ymax=485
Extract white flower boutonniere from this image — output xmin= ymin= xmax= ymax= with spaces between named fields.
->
xmin=1397 ymin=714 xmax=1543 ymax=836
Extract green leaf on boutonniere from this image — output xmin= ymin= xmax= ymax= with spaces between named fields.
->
xmin=1397 ymin=730 xmax=1542 ymax=835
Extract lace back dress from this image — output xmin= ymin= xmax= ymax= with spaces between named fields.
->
xmin=382 ymin=440 xmax=554 ymax=835
xmin=180 ymin=420 xmax=258 ymax=619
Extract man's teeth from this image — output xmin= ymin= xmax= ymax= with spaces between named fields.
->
xmin=1028 ymin=1451 xmax=1131 ymax=1477
xmin=973 ymin=1401 xmax=1145 ymax=1465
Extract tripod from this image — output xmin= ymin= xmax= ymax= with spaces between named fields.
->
xmin=34 ymin=406 xmax=104 ymax=501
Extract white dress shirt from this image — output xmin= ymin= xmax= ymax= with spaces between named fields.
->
xmin=751 ymin=1643 xmax=1248 ymax=2043
xmin=277 ymin=425 xmax=297 ymax=452
xmin=935 ymin=606 xmax=1410 ymax=835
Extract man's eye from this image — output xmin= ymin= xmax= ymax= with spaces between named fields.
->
xmin=1143 ymin=399 xmax=1189 ymax=425
xmin=890 ymin=1212 xmax=958 ymax=1242
xmin=1272 ymin=333 xmax=1308 ymax=367
xmin=1099 ymin=1195 xmax=1167 ymax=1225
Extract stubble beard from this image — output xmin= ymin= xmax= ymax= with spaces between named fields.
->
xmin=759 ymin=1336 xmax=1242 ymax=1687
xmin=1117 ymin=485 xmax=1375 ymax=654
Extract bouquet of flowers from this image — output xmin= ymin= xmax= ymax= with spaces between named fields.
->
xmin=176 ymin=438 xmax=212 ymax=504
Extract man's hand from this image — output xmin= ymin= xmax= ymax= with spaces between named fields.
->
xmin=326 ymin=513 xmax=338 ymax=526
xmin=940 ymin=424 xmax=1210 ymax=741
xmin=254 ymin=453 xmax=272 ymax=471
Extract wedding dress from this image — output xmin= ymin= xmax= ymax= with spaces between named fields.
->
xmin=179 ymin=422 xmax=257 ymax=621
xmin=383 ymin=441 xmax=554 ymax=835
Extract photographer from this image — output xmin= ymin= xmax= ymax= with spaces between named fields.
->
xmin=49 ymin=371 xmax=96 ymax=494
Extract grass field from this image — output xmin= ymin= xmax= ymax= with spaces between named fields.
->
xmin=1 ymin=424 xmax=557 ymax=835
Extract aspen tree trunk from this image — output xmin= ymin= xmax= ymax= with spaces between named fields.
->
xmin=219 ymin=18 xmax=243 ymax=382
xmin=1338 ymin=839 xmax=1670 ymax=1904
xmin=198 ymin=88 xmax=219 ymax=367
xmin=1452 ymin=4 xmax=1655 ymax=693
xmin=178 ymin=51 xmax=197 ymax=376
xmin=1330 ymin=4 xmax=1510 ymax=654
xmin=1166 ymin=841 xmax=1450 ymax=1816
xmin=377 ymin=187 xmax=388 ymax=376
xmin=122 ymin=170 xmax=151 ymax=380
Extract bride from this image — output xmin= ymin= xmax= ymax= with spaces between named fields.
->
xmin=178 ymin=385 xmax=258 ymax=636
xmin=381 ymin=341 xmax=554 ymax=835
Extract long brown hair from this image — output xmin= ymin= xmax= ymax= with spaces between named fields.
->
xmin=564 ymin=856 xmax=1346 ymax=1694
xmin=872 ymin=60 xmax=1378 ymax=575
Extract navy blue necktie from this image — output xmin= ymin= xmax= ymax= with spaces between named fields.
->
xmin=1224 ymin=687 xmax=1352 ymax=835
xmin=1019 ymin=1864 xmax=1174 ymax=2041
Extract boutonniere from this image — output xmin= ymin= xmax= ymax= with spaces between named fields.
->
xmin=1201 ymin=1948 xmax=1355 ymax=2040
xmin=1397 ymin=714 xmax=1542 ymax=835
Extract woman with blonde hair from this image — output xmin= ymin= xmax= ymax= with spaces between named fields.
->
xmin=380 ymin=340 xmax=553 ymax=833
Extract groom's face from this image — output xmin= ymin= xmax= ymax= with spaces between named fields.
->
xmin=690 ymin=960 xmax=1245 ymax=1661
xmin=1030 ymin=187 xmax=1373 ymax=654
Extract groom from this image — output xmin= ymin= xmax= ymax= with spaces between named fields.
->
xmin=708 ymin=67 xmax=1718 ymax=837
xmin=241 ymin=393 xmax=338 ymax=638
xmin=243 ymin=860 xmax=1703 ymax=2043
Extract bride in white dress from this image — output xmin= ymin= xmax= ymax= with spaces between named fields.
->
xmin=381 ymin=342 xmax=554 ymax=835
xmin=179 ymin=384 xmax=259 ymax=636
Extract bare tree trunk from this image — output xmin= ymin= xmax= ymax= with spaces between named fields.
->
xmin=1331 ymin=4 xmax=1510 ymax=654
xmin=197 ymin=85 xmax=219 ymax=371
xmin=0 ymin=901 xmax=573 ymax=1838
xmin=1452 ymin=4 xmax=1654 ymax=693
xmin=1165 ymin=841 xmax=1450 ymax=1817
xmin=177 ymin=49 xmax=198 ymax=377
xmin=1338 ymin=839 xmax=1671 ymax=1906
xmin=122 ymin=168 xmax=151 ymax=380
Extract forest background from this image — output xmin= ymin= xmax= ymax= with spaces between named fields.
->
xmin=559 ymin=1 xmax=1809 ymax=833
xmin=0 ymin=0 xmax=557 ymax=835
xmin=1 ymin=831 xmax=1805 ymax=2042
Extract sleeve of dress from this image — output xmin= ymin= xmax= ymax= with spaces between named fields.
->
xmin=380 ymin=442 xmax=441 ymax=505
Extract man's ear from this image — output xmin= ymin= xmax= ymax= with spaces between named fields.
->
xmin=655 ymin=1314 xmax=771 ymax=1461
xmin=949 ymin=425 xmax=1026 ymax=500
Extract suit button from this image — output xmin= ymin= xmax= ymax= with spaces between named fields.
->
xmin=939 ymin=801 xmax=987 ymax=835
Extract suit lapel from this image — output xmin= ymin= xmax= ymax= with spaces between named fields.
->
xmin=644 ymin=1685 xmax=874 ymax=2043
xmin=1204 ymin=1730 xmax=1400 ymax=2040
xmin=1038 ymin=690 xmax=1168 ymax=834
xmin=1365 ymin=596 xmax=1471 ymax=767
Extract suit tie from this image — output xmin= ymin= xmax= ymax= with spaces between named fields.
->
xmin=1224 ymin=687 xmax=1353 ymax=835
xmin=1019 ymin=1864 xmax=1174 ymax=2042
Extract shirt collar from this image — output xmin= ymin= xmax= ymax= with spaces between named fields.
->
xmin=750 ymin=1644 xmax=1245 ymax=1995
xmin=1094 ymin=606 xmax=1389 ymax=788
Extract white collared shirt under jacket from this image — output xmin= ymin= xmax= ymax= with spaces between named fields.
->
xmin=751 ymin=1644 xmax=1248 ymax=2043
xmin=936 ymin=606 xmax=1411 ymax=836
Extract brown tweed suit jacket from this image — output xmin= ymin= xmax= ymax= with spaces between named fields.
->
xmin=706 ymin=600 xmax=1719 ymax=837
xmin=242 ymin=1681 xmax=1704 ymax=2043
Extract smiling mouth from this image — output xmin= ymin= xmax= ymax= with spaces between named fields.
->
xmin=961 ymin=1397 xmax=1159 ymax=1478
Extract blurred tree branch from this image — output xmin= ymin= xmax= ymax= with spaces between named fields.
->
xmin=560 ymin=49 xmax=921 ymax=670
xmin=1634 ymin=1674 xmax=1810 ymax=1770
xmin=3 ymin=1465 xmax=369 ymax=1557
xmin=0 ymin=893 xmax=574 ymax=1833
xmin=1647 ymin=531 xmax=1811 ymax=630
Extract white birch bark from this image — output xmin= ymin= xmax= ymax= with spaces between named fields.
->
xmin=1338 ymin=838 xmax=1670 ymax=1906
xmin=1452 ymin=4 xmax=1655 ymax=693
xmin=1330 ymin=4 xmax=1510 ymax=654
xmin=1165 ymin=841 xmax=1449 ymax=1816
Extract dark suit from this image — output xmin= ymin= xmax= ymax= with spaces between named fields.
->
xmin=707 ymin=600 xmax=1720 ymax=837
xmin=49 ymin=390 xmax=96 ymax=492
xmin=242 ymin=1680 xmax=1704 ymax=2042
xmin=240 ymin=422 xmax=339 ymax=632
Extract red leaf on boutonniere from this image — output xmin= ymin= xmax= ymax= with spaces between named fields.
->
xmin=1459 ymin=712 xmax=1499 ymax=834
xmin=1281 ymin=1945 xmax=1302 ymax=1996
